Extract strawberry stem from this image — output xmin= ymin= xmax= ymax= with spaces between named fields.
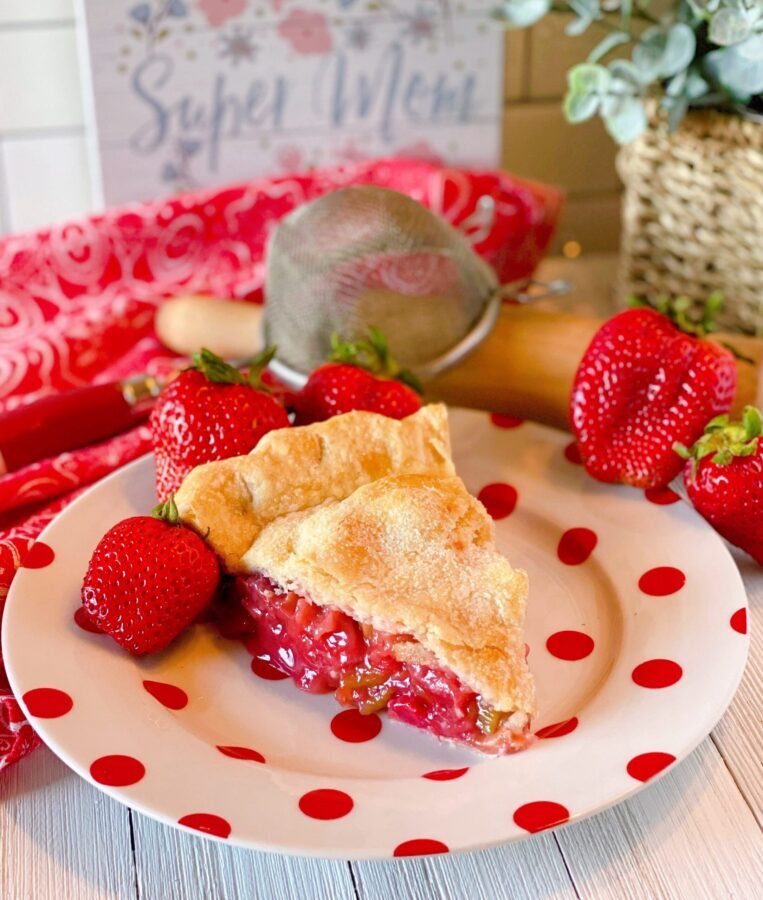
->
xmin=628 ymin=291 xmax=724 ymax=339
xmin=246 ymin=346 xmax=278 ymax=390
xmin=192 ymin=348 xmax=245 ymax=385
xmin=674 ymin=405 xmax=762 ymax=475
xmin=328 ymin=326 xmax=423 ymax=395
xmin=191 ymin=346 xmax=278 ymax=391
xmin=152 ymin=494 xmax=180 ymax=524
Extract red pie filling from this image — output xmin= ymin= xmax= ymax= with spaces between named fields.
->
xmin=217 ymin=573 xmax=531 ymax=754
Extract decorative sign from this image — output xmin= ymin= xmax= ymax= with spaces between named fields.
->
xmin=80 ymin=1 xmax=504 ymax=203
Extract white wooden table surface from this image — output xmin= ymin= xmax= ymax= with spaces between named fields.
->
xmin=2 ymin=256 xmax=763 ymax=898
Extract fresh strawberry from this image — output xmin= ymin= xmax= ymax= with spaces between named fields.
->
xmin=570 ymin=296 xmax=737 ymax=488
xmin=81 ymin=497 xmax=220 ymax=655
xmin=151 ymin=347 xmax=289 ymax=499
xmin=294 ymin=327 xmax=422 ymax=425
xmin=676 ymin=407 xmax=763 ymax=564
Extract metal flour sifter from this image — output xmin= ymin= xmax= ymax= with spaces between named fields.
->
xmin=261 ymin=185 xmax=567 ymax=388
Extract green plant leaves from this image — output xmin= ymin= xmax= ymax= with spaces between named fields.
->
xmin=568 ymin=62 xmax=611 ymax=93
xmin=588 ymin=30 xmax=631 ymax=64
xmin=633 ymin=24 xmax=697 ymax=81
xmin=494 ymin=0 xmax=762 ymax=142
xmin=564 ymin=57 xmax=651 ymax=143
xmin=566 ymin=0 xmax=602 ymax=35
xmin=603 ymin=96 xmax=648 ymax=142
xmin=564 ymin=91 xmax=601 ymax=122
xmin=564 ymin=63 xmax=610 ymax=123
xmin=491 ymin=0 xmax=551 ymax=28
xmin=710 ymin=7 xmax=758 ymax=46
xmin=705 ymin=35 xmax=763 ymax=99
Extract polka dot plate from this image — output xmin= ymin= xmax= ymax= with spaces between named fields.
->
xmin=3 ymin=410 xmax=749 ymax=858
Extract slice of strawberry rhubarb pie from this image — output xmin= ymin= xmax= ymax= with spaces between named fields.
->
xmin=175 ymin=405 xmax=535 ymax=755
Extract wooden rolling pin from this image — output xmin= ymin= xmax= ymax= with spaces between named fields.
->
xmin=155 ymin=295 xmax=763 ymax=431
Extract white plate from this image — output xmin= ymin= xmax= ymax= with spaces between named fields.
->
xmin=3 ymin=410 xmax=749 ymax=858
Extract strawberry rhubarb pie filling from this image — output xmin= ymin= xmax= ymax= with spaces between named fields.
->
xmin=218 ymin=572 xmax=532 ymax=755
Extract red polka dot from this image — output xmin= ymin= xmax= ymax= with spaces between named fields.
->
xmin=645 ymin=486 xmax=680 ymax=505
xmin=142 ymin=680 xmax=188 ymax=710
xmin=632 ymin=659 xmax=683 ymax=688
xmin=639 ymin=566 xmax=686 ymax=596
xmin=546 ymin=631 xmax=594 ymax=661
xmin=178 ymin=813 xmax=231 ymax=838
xmin=730 ymin=608 xmax=747 ymax=635
xmin=564 ymin=441 xmax=583 ymax=465
xmin=422 ymin=767 xmax=469 ymax=781
xmin=298 ymin=789 xmax=353 ymax=820
xmin=535 ymin=717 xmax=579 ymax=739
xmin=513 ymin=801 xmax=570 ymax=833
xmin=216 ymin=745 xmax=266 ymax=764
xmin=627 ymin=751 xmax=676 ymax=782
xmin=393 ymin=839 xmax=449 ymax=857
xmin=490 ymin=413 xmax=524 ymax=429
xmin=74 ymin=607 xmax=102 ymax=633
xmin=251 ymin=657 xmax=289 ymax=681
xmin=331 ymin=709 xmax=382 ymax=743
xmin=89 ymin=754 xmax=145 ymax=786
xmin=557 ymin=528 xmax=597 ymax=565
xmin=22 ymin=541 xmax=55 ymax=569
xmin=23 ymin=687 xmax=73 ymax=718
xmin=477 ymin=483 xmax=518 ymax=520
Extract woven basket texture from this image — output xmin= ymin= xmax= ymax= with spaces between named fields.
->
xmin=617 ymin=109 xmax=763 ymax=335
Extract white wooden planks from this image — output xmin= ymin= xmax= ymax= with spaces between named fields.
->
xmin=351 ymin=833 xmax=577 ymax=900
xmin=131 ymin=813 xmax=356 ymax=900
xmin=710 ymin=551 xmax=763 ymax=828
xmin=0 ymin=747 xmax=134 ymax=900
xmin=556 ymin=739 xmax=763 ymax=900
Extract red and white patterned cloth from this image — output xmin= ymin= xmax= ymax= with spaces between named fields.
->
xmin=0 ymin=158 xmax=562 ymax=772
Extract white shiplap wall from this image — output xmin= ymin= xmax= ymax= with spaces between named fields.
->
xmin=0 ymin=0 xmax=95 ymax=234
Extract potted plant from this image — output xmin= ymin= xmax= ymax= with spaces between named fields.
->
xmin=493 ymin=1 xmax=763 ymax=334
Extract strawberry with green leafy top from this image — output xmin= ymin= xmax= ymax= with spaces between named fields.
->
xmin=150 ymin=347 xmax=289 ymax=499
xmin=294 ymin=327 xmax=423 ymax=425
xmin=676 ymin=406 xmax=763 ymax=565
xmin=81 ymin=497 xmax=220 ymax=655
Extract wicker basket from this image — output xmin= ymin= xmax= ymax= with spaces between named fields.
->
xmin=616 ymin=109 xmax=763 ymax=334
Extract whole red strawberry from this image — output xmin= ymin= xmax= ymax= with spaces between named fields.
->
xmin=151 ymin=348 xmax=289 ymax=498
xmin=294 ymin=327 xmax=422 ymax=425
xmin=81 ymin=497 xmax=220 ymax=655
xmin=570 ymin=297 xmax=737 ymax=488
xmin=676 ymin=407 xmax=763 ymax=564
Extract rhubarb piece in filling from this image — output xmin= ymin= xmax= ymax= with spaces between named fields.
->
xmin=220 ymin=573 xmax=532 ymax=754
